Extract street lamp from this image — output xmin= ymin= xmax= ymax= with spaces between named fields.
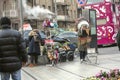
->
xmin=54 ymin=0 xmax=58 ymax=22
xmin=64 ymin=5 xmax=69 ymax=30
xmin=19 ymin=0 xmax=24 ymax=34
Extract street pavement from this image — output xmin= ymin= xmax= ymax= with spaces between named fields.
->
xmin=1 ymin=46 xmax=120 ymax=80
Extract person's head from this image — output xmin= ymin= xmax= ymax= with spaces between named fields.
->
xmin=33 ymin=29 xmax=38 ymax=32
xmin=29 ymin=30 xmax=38 ymax=36
xmin=0 ymin=17 xmax=11 ymax=26
xmin=82 ymin=25 xmax=87 ymax=30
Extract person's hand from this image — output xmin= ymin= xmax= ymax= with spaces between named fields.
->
xmin=119 ymin=48 xmax=120 ymax=51
xmin=22 ymin=62 xmax=26 ymax=67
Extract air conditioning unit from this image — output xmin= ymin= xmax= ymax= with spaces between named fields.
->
xmin=57 ymin=15 xmax=68 ymax=21
xmin=3 ymin=11 xmax=9 ymax=17
xmin=10 ymin=10 xmax=18 ymax=17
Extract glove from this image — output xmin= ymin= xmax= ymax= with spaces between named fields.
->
xmin=22 ymin=62 xmax=26 ymax=67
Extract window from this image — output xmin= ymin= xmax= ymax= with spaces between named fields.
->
xmin=90 ymin=10 xmax=97 ymax=35
xmin=71 ymin=10 xmax=73 ymax=18
xmin=34 ymin=0 xmax=36 ymax=6
xmin=113 ymin=0 xmax=120 ymax=3
xmin=87 ymin=0 xmax=104 ymax=4
xmin=27 ymin=0 xmax=33 ymax=3
xmin=27 ymin=0 xmax=36 ymax=7
xmin=57 ymin=5 xmax=60 ymax=9
xmin=12 ymin=23 xmax=18 ymax=30
xmin=3 ymin=1 xmax=6 ymax=11
xmin=48 ymin=6 xmax=51 ymax=11
xmin=71 ymin=0 xmax=72 ymax=3
xmin=74 ymin=11 xmax=76 ymax=18
xmin=57 ymin=5 xmax=61 ymax=14
xmin=42 ymin=5 xmax=45 ymax=8
xmin=12 ymin=0 xmax=16 ymax=10
xmin=97 ymin=19 xmax=107 ymax=25
xmin=62 ymin=5 xmax=66 ymax=15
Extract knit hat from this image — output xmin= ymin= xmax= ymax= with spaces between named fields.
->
xmin=0 ymin=17 xmax=11 ymax=26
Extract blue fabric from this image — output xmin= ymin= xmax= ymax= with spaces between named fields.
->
xmin=0 ymin=69 xmax=21 ymax=80
xmin=54 ymin=22 xmax=58 ymax=28
xmin=68 ymin=44 xmax=76 ymax=50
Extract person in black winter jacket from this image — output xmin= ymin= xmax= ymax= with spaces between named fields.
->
xmin=0 ymin=17 xmax=28 ymax=80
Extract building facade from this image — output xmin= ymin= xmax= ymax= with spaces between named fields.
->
xmin=0 ymin=0 xmax=20 ymax=30
xmin=0 ymin=0 xmax=78 ymax=31
xmin=32 ymin=0 xmax=78 ymax=30
xmin=1 ymin=0 xmax=120 ymax=31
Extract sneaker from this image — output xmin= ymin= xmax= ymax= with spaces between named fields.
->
xmin=34 ymin=64 xmax=38 ymax=66
xmin=28 ymin=63 xmax=34 ymax=67
xmin=83 ymin=59 xmax=86 ymax=61
xmin=80 ymin=59 xmax=83 ymax=62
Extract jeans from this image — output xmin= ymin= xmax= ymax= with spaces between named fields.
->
xmin=80 ymin=51 xmax=87 ymax=60
xmin=30 ymin=55 xmax=38 ymax=64
xmin=0 ymin=69 xmax=21 ymax=80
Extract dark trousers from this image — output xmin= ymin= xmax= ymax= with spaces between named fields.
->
xmin=79 ymin=51 xmax=87 ymax=60
xmin=30 ymin=55 xmax=38 ymax=64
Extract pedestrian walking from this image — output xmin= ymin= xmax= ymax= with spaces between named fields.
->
xmin=27 ymin=29 xmax=41 ymax=67
xmin=0 ymin=17 xmax=28 ymax=80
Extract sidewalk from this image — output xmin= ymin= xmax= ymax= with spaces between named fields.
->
xmin=2 ymin=46 xmax=119 ymax=80
xmin=21 ymin=46 xmax=120 ymax=80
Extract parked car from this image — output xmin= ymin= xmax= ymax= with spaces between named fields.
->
xmin=52 ymin=36 xmax=69 ymax=44
xmin=55 ymin=31 xmax=78 ymax=44
xmin=50 ymin=28 xmax=65 ymax=36
xmin=23 ymin=30 xmax=47 ymax=47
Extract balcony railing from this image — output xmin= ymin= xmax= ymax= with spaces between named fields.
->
xmin=57 ymin=15 xmax=70 ymax=21
xmin=54 ymin=0 xmax=70 ymax=5
xmin=55 ymin=0 xmax=65 ymax=3
xmin=2 ymin=10 xmax=18 ymax=18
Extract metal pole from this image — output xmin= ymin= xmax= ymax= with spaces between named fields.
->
xmin=19 ymin=0 xmax=23 ymax=34
xmin=54 ymin=0 xmax=57 ymax=22
xmin=65 ymin=5 xmax=67 ymax=30
xmin=65 ymin=5 xmax=67 ymax=29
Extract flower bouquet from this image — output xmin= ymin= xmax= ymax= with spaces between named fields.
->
xmin=83 ymin=69 xmax=120 ymax=80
